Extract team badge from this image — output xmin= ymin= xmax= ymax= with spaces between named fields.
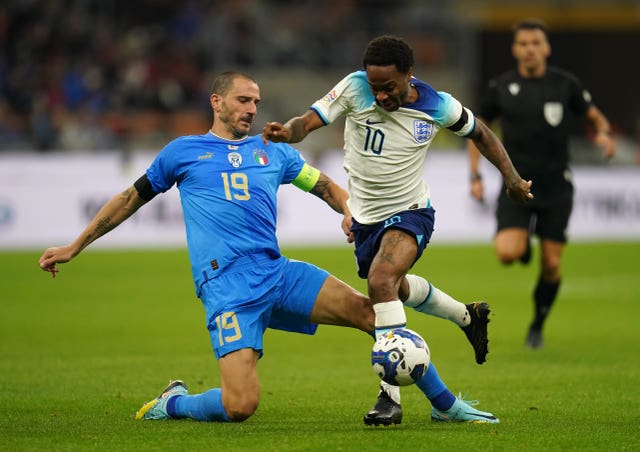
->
xmin=508 ymin=83 xmax=520 ymax=96
xmin=544 ymin=102 xmax=563 ymax=127
xmin=413 ymin=120 xmax=433 ymax=143
xmin=253 ymin=149 xmax=269 ymax=165
xmin=227 ymin=152 xmax=242 ymax=168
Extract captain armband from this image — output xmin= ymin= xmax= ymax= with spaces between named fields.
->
xmin=447 ymin=106 xmax=475 ymax=136
xmin=133 ymin=173 xmax=159 ymax=201
xmin=291 ymin=163 xmax=321 ymax=192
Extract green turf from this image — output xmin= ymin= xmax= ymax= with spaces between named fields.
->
xmin=1 ymin=243 xmax=639 ymax=451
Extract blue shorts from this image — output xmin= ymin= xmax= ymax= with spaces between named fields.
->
xmin=351 ymin=207 xmax=436 ymax=279
xmin=199 ymin=254 xmax=329 ymax=359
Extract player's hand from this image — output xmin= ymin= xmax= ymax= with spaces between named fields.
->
xmin=506 ymin=178 xmax=534 ymax=203
xmin=470 ymin=179 xmax=484 ymax=203
xmin=594 ymin=132 xmax=616 ymax=160
xmin=262 ymin=122 xmax=291 ymax=144
xmin=341 ymin=214 xmax=354 ymax=243
xmin=38 ymin=245 xmax=75 ymax=278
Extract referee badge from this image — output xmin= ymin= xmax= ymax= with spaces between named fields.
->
xmin=544 ymin=102 xmax=563 ymax=127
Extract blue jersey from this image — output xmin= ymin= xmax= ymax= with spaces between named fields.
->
xmin=146 ymin=132 xmax=306 ymax=294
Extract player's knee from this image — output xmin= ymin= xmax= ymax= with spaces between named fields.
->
xmin=497 ymin=251 xmax=517 ymax=265
xmin=541 ymin=259 xmax=560 ymax=280
xmin=495 ymin=243 xmax=524 ymax=264
xmin=225 ymin=397 xmax=259 ymax=422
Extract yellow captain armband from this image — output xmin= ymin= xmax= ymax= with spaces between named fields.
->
xmin=292 ymin=163 xmax=321 ymax=192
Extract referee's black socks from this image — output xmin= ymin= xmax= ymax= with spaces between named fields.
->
xmin=531 ymin=277 xmax=560 ymax=331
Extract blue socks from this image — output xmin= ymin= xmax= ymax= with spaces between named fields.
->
xmin=167 ymin=388 xmax=229 ymax=422
xmin=414 ymin=363 xmax=456 ymax=411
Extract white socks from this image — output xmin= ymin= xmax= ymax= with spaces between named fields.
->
xmin=403 ymin=274 xmax=470 ymax=327
xmin=373 ymin=300 xmax=406 ymax=335
xmin=373 ymin=300 xmax=406 ymax=404
xmin=380 ymin=381 xmax=401 ymax=404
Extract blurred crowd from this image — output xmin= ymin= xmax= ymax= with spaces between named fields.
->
xmin=1 ymin=0 xmax=455 ymax=152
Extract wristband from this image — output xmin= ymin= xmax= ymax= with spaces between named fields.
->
xmin=470 ymin=172 xmax=482 ymax=182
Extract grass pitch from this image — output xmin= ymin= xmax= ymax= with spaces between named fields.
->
xmin=1 ymin=242 xmax=639 ymax=451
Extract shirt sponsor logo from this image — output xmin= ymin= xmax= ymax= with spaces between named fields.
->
xmin=413 ymin=120 xmax=433 ymax=143
xmin=228 ymin=152 xmax=242 ymax=168
xmin=544 ymin=102 xmax=563 ymax=127
xmin=253 ymin=149 xmax=269 ymax=165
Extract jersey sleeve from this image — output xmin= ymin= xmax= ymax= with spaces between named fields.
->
xmin=436 ymin=91 xmax=476 ymax=137
xmin=310 ymin=72 xmax=364 ymax=125
xmin=567 ymin=75 xmax=591 ymax=117
xmin=146 ymin=139 xmax=180 ymax=194
xmin=279 ymin=143 xmax=308 ymax=185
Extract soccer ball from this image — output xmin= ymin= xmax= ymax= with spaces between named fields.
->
xmin=371 ymin=328 xmax=430 ymax=386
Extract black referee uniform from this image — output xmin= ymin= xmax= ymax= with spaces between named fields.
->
xmin=478 ymin=66 xmax=592 ymax=243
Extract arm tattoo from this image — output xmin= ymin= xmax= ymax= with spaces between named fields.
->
xmin=309 ymin=176 xmax=344 ymax=214
xmin=95 ymin=217 xmax=115 ymax=236
xmin=310 ymin=178 xmax=329 ymax=198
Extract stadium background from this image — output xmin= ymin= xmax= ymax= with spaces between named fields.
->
xmin=1 ymin=0 xmax=639 ymax=248
xmin=1 ymin=3 xmax=639 ymax=450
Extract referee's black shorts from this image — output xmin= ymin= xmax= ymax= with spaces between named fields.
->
xmin=496 ymin=171 xmax=574 ymax=243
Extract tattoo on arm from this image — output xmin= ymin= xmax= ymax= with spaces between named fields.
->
xmin=95 ymin=217 xmax=114 ymax=236
xmin=310 ymin=176 xmax=344 ymax=214
xmin=310 ymin=177 xmax=329 ymax=198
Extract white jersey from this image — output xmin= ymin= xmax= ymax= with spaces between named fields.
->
xmin=311 ymin=71 xmax=475 ymax=224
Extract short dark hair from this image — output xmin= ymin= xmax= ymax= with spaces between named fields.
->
xmin=362 ymin=35 xmax=414 ymax=74
xmin=512 ymin=18 xmax=549 ymax=39
xmin=210 ymin=71 xmax=257 ymax=95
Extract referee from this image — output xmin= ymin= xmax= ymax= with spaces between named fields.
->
xmin=468 ymin=18 xmax=616 ymax=349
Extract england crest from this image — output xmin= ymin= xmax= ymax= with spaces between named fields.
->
xmin=543 ymin=102 xmax=563 ymax=127
xmin=227 ymin=152 xmax=242 ymax=168
xmin=413 ymin=120 xmax=433 ymax=143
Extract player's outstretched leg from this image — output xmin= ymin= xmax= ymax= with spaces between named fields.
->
xmin=415 ymin=363 xmax=499 ymax=424
xmin=136 ymin=380 xmax=230 ymax=421
xmin=431 ymin=394 xmax=499 ymax=423
xmin=460 ymin=301 xmax=491 ymax=364
xmin=363 ymin=382 xmax=402 ymax=426
xmin=135 ymin=380 xmax=188 ymax=420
